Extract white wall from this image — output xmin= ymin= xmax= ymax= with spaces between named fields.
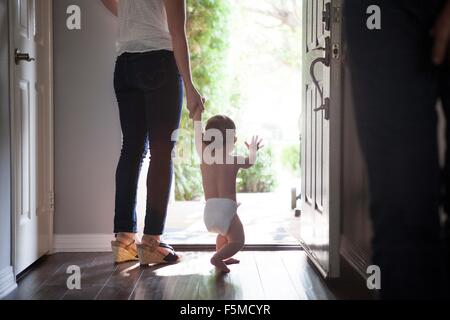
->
xmin=53 ymin=0 xmax=121 ymax=235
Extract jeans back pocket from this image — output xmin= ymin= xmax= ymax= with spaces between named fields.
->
xmin=132 ymin=54 xmax=168 ymax=91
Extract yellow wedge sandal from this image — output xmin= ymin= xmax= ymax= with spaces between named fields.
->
xmin=111 ymin=239 xmax=139 ymax=263
xmin=136 ymin=239 xmax=180 ymax=265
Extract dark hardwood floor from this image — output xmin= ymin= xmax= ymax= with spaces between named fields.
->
xmin=4 ymin=250 xmax=372 ymax=300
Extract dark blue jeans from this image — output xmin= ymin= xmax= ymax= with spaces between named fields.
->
xmin=344 ymin=0 xmax=450 ymax=299
xmin=113 ymin=50 xmax=183 ymax=236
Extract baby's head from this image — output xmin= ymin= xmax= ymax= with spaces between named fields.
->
xmin=204 ymin=115 xmax=237 ymax=153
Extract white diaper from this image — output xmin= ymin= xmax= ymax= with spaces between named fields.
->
xmin=204 ymin=198 xmax=238 ymax=236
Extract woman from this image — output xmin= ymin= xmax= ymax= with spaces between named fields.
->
xmin=102 ymin=0 xmax=204 ymax=264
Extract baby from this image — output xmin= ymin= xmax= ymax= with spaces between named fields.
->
xmin=194 ymin=110 xmax=263 ymax=273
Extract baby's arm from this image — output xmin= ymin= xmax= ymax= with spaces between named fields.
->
xmin=193 ymin=109 xmax=204 ymax=159
xmin=236 ymin=136 xmax=263 ymax=170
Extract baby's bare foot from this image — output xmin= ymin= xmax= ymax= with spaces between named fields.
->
xmin=211 ymin=256 xmax=230 ymax=273
xmin=224 ymin=258 xmax=240 ymax=265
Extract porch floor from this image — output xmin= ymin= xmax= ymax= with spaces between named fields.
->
xmin=160 ymin=192 xmax=299 ymax=245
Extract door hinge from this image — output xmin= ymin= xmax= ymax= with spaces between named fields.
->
xmin=332 ymin=43 xmax=340 ymax=60
xmin=323 ymin=3 xmax=341 ymax=31
xmin=322 ymin=3 xmax=331 ymax=31
xmin=49 ymin=192 xmax=55 ymax=210
xmin=332 ymin=6 xmax=341 ymax=24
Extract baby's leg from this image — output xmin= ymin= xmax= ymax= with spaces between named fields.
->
xmin=216 ymin=235 xmax=240 ymax=265
xmin=216 ymin=234 xmax=227 ymax=252
xmin=211 ymin=216 xmax=245 ymax=273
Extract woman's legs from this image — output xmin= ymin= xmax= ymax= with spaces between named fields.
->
xmin=113 ymin=51 xmax=182 ymax=259
xmin=141 ymin=81 xmax=182 ymax=256
xmin=142 ymin=66 xmax=183 ymax=238
xmin=113 ymin=63 xmax=148 ymax=236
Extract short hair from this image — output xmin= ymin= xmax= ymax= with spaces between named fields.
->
xmin=204 ymin=115 xmax=236 ymax=147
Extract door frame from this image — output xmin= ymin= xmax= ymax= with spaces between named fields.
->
xmin=326 ymin=0 xmax=342 ymax=279
xmin=9 ymin=0 xmax=54 ymax=275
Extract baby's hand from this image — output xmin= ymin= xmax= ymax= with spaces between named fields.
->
xmin=245 ymin=136 xmax=264 ymax=152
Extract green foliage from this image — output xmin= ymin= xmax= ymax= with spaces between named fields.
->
xmin=237 ymin=147 xmax=278 ymax=193
xmin=174 ymin=161 xmax=203 ymax=201
xmin=281 ymin=144 xmax=300 ymax=176
xmin=174 ymin=0 xmax=233 ymax=201
xmin=186 ymin=0 xmax=232 ymax=113
xmin=174 ymin=1 xmax=292 ymax=199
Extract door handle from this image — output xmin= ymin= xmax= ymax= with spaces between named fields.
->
xmin=310 ymin=59 xmax=330 ymax=120
xmin=309 ymin=37 xmax=331 ymax=120
xmin=15 ymin=49 xmax=36 ymax=65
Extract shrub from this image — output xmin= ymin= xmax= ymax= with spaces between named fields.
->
xmin=174 ymin=0 xmax=232 ymax=201
xmin=237 ymin=146 xmax=278 ymax=193
xmin=281 ymin=144 xmax=301 ymax=176
xmin=174 ymin=161 xmax=203 ymax=201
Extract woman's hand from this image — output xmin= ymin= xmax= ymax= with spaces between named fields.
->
xmin=431 ymin=0 xmax=450 ymax=65
xmin=164 ymin=0 xmax=202 ymax=119
xmin=186 ymin=85 xmax=205 ymax=119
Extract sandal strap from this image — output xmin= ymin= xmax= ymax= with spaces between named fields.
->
xmin=163 ymin=252 xmax=180 ymax=263
xmin=140 ymin=239 xmax=173 ymax=250
xmin=159 ymin=242 xmax=173 ymax=250
xmin=125 ymin=240 xmax=136 ymax=248
xmin=137 ymin=242 xmax=179 ymax=263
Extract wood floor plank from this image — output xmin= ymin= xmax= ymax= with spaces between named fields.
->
xmin=30 ymin=285 xmax=70 ymax=300
xmin=95 ymin=261 xmax=144 ymax=300
xmin=128 ymin=258 xmax=192 ymax=300
xmin=253 ymin=251 xmax=300 ymax=300
xmin=62 ymin=253 xmax=117 ymax=300
xmin=167 ymin=253 xmax=204 ymax=300
xmin=278 ymin=251 xmax=335 ymax=300
xmin=130 ymin=269 xmax=170 ymax=300
xmin=227 ymin=251 xmax=265 ymax=300
xmin=31 ymin=253 xmax=99 ymax=300
xmin=194 ymin=252 xmax=244 ymax=300
xmin=5 ymin=253 xmax=70 ymax=300
xmin=196 ymin=272 xmax=236 ymax=300
xmin=8 ymin=251 xmax=348 ymax=300
xmin=130 ymin=252 xmax=212 ymax=300
xmin=161 ymin=252 xmax=211 ymax=300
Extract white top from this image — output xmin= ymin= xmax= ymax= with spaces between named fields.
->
xmin=116 ymin=0 xmax=173 ymax=56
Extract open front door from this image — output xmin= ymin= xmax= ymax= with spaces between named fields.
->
xmin=300 ymin=0 xmax=342 ymax=278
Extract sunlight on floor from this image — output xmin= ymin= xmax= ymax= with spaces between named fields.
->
xmin=161 ymin=192 xmax=299 ymax=245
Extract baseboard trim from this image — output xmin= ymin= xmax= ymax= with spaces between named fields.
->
xmin=340 ymin=235 xmax=371 ymax=279
xmin=53 ymin=234 xmax=113 ymax=253
xmin=0 ymin=266 xmax=17 ymax=299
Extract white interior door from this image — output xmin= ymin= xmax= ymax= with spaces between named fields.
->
xmin=300 ymin=0 xmax=342 ymax=278
xmin=11 ymin=0 xmax=53 ymax=275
